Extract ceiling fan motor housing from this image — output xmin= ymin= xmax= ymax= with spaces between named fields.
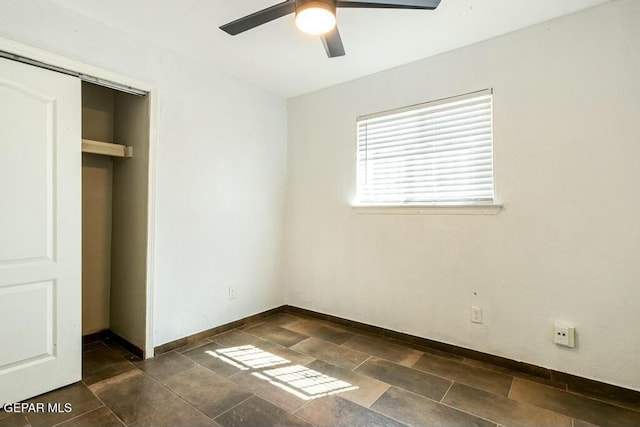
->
xmin=295 ymin=0 xmax=337 ymax=15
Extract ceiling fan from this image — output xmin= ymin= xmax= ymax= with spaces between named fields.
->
xmin=220 ymin=0 xmax=442 ymax=58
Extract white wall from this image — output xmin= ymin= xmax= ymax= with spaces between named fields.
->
xmin=286 ymin=0 xmax=640 ymax=391
xmin=0 ymin=0 xmax=288 ymax=347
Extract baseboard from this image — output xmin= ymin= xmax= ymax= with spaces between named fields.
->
xmin=83 ymin=329 xmax=144 ymax=359
xmin=284 ymin=305 xmax=640 ymax=405
xmin=151 ymin=303 xmax=639 ymax=405
xmin=82 ymin=330 xmax=109 ymax=345
xmin=153 ymin=305 xmax=286 ymax=355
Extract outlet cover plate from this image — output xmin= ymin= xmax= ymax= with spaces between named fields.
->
xmin=471 ymin=306 xmax=482 ymax=324
xmin=554 ymin=323 xmax=575 ymax=347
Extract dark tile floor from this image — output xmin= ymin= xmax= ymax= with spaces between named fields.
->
xmin=5 ymin=313 xmax=640 ymax=427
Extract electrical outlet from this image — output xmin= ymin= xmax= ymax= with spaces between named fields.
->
xmin=228 ymin=285 xmax=238 ymax=300
xmin=554 ymin=323 xmax=575 ymax=347
xmin=471 ymin=306 xmax=482 ymax=324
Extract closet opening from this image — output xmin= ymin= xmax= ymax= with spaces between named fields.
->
xmin=81 ymin=81 xmax=150 ymax=358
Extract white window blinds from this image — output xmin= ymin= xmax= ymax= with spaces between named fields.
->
xmin=356 ymin=89 xmax=494 ymax=205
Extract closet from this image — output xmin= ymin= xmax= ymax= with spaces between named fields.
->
xmin=81 ymin=82 xmax=150 ymax=357
xmin=0 ymin=51 xmax=155 ymax=403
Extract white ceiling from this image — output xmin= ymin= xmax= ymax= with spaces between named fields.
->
xmin=50 ymin=0 xmax=610 ymax=98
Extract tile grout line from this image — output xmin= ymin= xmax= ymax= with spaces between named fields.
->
xmin=294 ymin=318 xmax=425 ymax=371
xmin=436 ymin=394 xmax=501 ymax=425
xmin=507 ymin=376 xmax=515 ymax=399
xmin=363 ymin=377 xmax=499 ymax=426
xmin=81 ymin=346 xmax=139 ymax=386
xmin=439 ymin=381 xmax=455 ymax=403
xmin=410 ymin=359 xmax=513 ymax=396
xmin=292 ymin=411 xmax=319 ymax=427
xmin=365 ymin=383 xmax=391 ymax=408
xmin=137 ymin=365 xmax=225 ymax=424
xmin=175 ymin=337 xmax=214 ymax=354
xmin=563 ymin=388 xmax=640 ymax=413
xmin=103 ymin=406 xmax=127 ymax=427
xmin=296 ymin=391 xmax=411 ymax=427
xmin=212 ymin=394 xmax=255 ymax=421
xmin=410 ymin=351 xmax=519 ymax=389
xmin=293 ymin=397 xmax=316 ymax=415
xmin=50 ymin=342 xmax=138 ymax=426
xmin=513 ymin=375 xmax=640 ymax=414
xmin=242 ymin=322 xmax=312 ymax=347
xmin=361 ymin=354 xmax=493 ymax=395
xmin=356 ymin=399 xmax=411 ymax=427
xmin=290 ymin=336 xmax=313 ymax=351
xmin=346 ymin=355 xmax=472 ymax=400
xmin=240 ymin=325 xmax=275 ymax=343
xmin=87 ymin=370 xmax=155 ymax=426
xmin=467 ymin=382 xmax=582 ymax=426
xmin=293 ymin=335 xmax=373 ymax=365
xmin=83 ymin=382 xmax=128 ymax=427
xmin=362 ymin=354 xmax=422 ymax=370
xmin=351 ymin=355 xmax=372 ymax=372
xmin=393 ymin=380 xmax=498 ymax=424
xmin=334 ymin=387 xmax=418 ymax=427
xmin=339 ymin=338 xmax=427 ymax=370
xmin=80 ymin=342 xmax=109 ymax=355
xmin=94 ymin=400 xmax=127 ymax=427
xmin=463 ymin=356 xmax=572 ymax=391
xmin=49 ymin=404 xmax=108 ymax=427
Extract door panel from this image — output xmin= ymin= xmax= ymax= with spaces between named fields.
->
xmin=0 ymin=281 xmax=53 ymax=368
xmin=0 ymin=81 xmax=52 ymax=263
xmin=0 ymin=57 xmax=81 ymax=405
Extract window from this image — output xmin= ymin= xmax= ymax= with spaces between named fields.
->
xmin=356 ymin=89 xmax=495 ymax=206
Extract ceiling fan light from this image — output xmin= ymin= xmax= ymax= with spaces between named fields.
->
xmin=295 ymin=2 xmax=336 ymax=35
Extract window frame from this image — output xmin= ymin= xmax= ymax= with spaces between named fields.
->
xmin=352 ymin=89 xmax=501 ymax=215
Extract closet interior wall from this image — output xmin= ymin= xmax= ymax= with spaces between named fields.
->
xmin=82 ymin=83 xmax=114 ymax=336
xmin=81 ymin=82 xmax=149 ymax=353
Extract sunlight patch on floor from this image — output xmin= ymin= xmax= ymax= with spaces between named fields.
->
xmin=254 ymin=365 xmax=358 ymax=400
xmin=206 ymin=345 xmax=357 ymax=400
xmin=206 ymin=345 xmax=290 ymax=370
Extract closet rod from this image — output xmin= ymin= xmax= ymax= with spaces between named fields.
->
xmin=82 ymin=139 xmax=133 ymax=158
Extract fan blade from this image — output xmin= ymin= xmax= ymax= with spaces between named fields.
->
xmin=337 ymin=0 xmax=440 ymax=9
xmin=321 ymin=26 xmax=346 ymax=58
xmin=220 ymin=1 xmax=295 ymax=35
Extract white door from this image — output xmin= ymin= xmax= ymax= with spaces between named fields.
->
xmin=0 ymin=57 xmax=81 ymax=405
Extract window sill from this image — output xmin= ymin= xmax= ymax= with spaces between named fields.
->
xmin=351 ymin=203 xmax=503 ymax=215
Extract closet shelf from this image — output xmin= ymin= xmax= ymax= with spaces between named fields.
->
xmin=82 ymin=139 xmax=133 ymax=158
